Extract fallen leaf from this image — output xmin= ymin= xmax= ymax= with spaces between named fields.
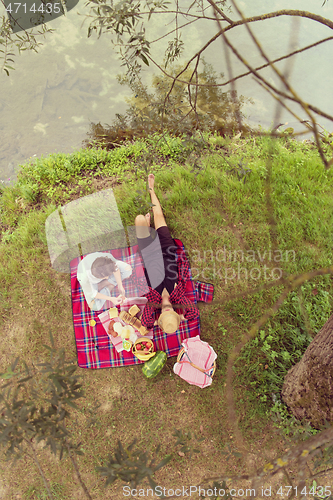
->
xmin=177 ymin=471 xmax=181 ymax=475
xmin=178 ymin=451 xmax=185 ymax=457
xmin=181 ymin=390 xmax=185 ymax=393
xmin=312 ymin=288 xmax=318 ymax=295
xmin=200 ymin=425 xmax=203 ymax=432
xmin=265 ymin=364 xmax=268 ymax=369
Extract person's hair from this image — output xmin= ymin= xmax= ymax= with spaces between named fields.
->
xmin=91 ymin=257 xmax=117 ymax=279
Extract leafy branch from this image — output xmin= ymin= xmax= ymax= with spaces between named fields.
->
xmin=0 ymin=331 xmax=90 ymax=500
xmin=173 ymin=428 xmax=204 ymax=459
xmin=226 ymin=158 xmax=252 ymax=184
xmin=0 ymin=13 xmax=54 ymax=75
xmin=96 ymin=439 xmax=172 ymax=488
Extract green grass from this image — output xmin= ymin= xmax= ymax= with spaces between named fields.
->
xmin=1 ymin=131 xmax=333 ymax=498
xmin=24 ymin=482 xmax=70 ymax=500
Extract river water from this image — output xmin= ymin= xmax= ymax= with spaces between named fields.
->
xmin=0 ymin=0 xmax=332 ymax=185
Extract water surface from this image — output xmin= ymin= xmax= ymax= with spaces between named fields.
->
xmin=0 ymin=0 xmax=332 ymax=185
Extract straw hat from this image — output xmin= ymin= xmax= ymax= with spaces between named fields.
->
xmin=158 ymin=309 xmax=181 ymax=334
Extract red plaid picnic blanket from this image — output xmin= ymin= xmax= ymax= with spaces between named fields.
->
xmin=70 ymin=239 xmax=214 ymax=369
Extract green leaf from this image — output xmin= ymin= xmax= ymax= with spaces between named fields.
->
xmin=17 ymin=375 xmax=33 ymax=385
xmin=155 ymin=454 xmax=172 ymax=470
xmin=41 ymin=346 xmax=52 ymax=353
xmin=64 ymin=399 xmax=79 ymax=409
xmin=0 ymin=368 xmax=14 ymax=379
xmin=139 ymin=53 xmax=149 ymax=66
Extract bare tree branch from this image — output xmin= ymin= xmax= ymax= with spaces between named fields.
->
xmin=226 ymin=0 xmax=329 ymax=166
xmin=210 ymin=1 xmax=243 ymax=130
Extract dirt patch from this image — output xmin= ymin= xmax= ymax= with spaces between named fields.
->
xmin=0 ymin=484 xmax=8 ymax=500
xmin=0 ymin=320 xmax=26 ymax=370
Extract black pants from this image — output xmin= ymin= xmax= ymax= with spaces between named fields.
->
xmin=136 ymin=226 xmax=178 ymax=295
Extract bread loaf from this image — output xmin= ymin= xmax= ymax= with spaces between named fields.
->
xmin=119 ymin=310 xmax=149 ymax=335
xmin=129 ymin=304 xmax=140 ymax=316
xmin=139 ymin=325 xmax=149 ymax=336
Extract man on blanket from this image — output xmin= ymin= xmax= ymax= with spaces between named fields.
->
xmin=135 ymin=174 xmax=199 ymax=334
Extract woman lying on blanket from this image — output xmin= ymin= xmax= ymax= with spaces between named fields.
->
xmin=135 ymin=174 xmax=199 ymax=334
xmin=77 ymin=252 xmax=132 ymax=311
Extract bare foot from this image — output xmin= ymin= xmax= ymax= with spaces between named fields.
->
xmin=148 ymin=174 xmax=155 ymax=191
xmin=145 ymin=213 xmax=151 ymax=226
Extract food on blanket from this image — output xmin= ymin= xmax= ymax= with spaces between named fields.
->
xmin=142 ymin=351 xmax=167 ymax=379
xmin=119 ymin=325 xmax=134 ymax=339
xmin=109 ymin=320 xmax=135 ymax=340
xmin=123 ymin=339 xmax=132 ymax=351
xmin=132 ymin=337 xmax=156 ymax=361
xmin=109 ymin=307 xmax=119 ymax=319
xmin=119 ymin=310 xmax=149 ymax=335
xmin=108 ymin=320 xmax=118 ymax=338
xmin=129 ymin=304 xmax=140 ymax=316
xmin=129 ymin=332 xmax=138 ymax=344
xmin=134 ymin=351 xmax=156 ymax=361
xmin=141 ymin=342 xmax=149 ymax=352
xmin=113 ymin=322 xmax=123 ymax=335
xmin=139 ymin=325 xmax=149 ymax=336
xmin=89 ymin=320 xmax=96 ymax=327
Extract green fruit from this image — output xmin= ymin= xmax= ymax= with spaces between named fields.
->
xmin=142 ymin=351 xmax=167 ymax=379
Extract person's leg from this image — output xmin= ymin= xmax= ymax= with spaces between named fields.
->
xmin=135 ymin=214 xmax=151 ymax=239
xmin=156 ymin=226 xmax=178 ymax=293
xmin=147 ymin=174 xmax=178 ymax=291
xmin=135 ymin=212 xmax=166 ymax=290
xmin=148 ymin=174 xmax=167 ymax=230
xmin=135 ymin=214 xmax=154 ymax=288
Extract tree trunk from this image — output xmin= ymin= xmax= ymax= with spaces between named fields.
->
xmin=281 ymin=313 xmax=333 ymax=428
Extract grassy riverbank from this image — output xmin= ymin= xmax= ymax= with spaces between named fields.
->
xmin=1 ymin=131 xmax=333 ymax=499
